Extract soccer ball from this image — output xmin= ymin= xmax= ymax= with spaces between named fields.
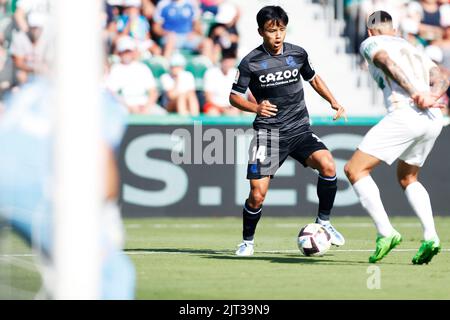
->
xmin=297 ymin=223 xmax=331 ymax=256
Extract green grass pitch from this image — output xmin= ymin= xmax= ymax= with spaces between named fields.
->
xmin=1 ymin=216 xmax=450 ymax=299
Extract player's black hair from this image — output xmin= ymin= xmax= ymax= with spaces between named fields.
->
xmin=367 ymin=10 xmax=393 ymax=29
xmin=256 ymin=6 xmax=289 ymax=29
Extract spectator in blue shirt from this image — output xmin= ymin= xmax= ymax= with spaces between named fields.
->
xmin=152 ymin=0 xmax=213 ymax=61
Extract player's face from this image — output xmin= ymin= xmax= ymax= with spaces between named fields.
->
xmin=259 ymin=20 xmax=287 ymax=54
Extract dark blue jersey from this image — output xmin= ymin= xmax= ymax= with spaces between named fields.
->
xmin=231 ymin=42 xmax=316 ymax=138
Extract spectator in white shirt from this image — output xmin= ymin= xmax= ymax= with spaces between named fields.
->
xmin=203 ymin=53 xmax=240 ymax=115
xmin=14 ymin=0 xmax=51 ymax=34
xmin=10 ymin=12 xmax=51 ymax=85
xmin=106 ymin=36 xmax=166 ymax=115
xmin=160 ymin=53 xmax=199 ymax=115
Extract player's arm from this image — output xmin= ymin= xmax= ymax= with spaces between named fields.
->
xmin=372 ymin=50 xmax=419 ymax=96
xmin=229 ymin=93 xmax=277 ymax=117
xmin=309 ymin=75 xmax=347 ymax=121
xmin=372 ymin=50 xmax=437 ymax=109
xmin=230 ymin=59 xmax=277 ymax=117
xmin=413 ymin=67 xmax=450 ymax=109
xmin=429 ymin=67 xmax=450 ymax=99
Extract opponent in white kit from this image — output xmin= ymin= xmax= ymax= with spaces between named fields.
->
xmin=344 ymin=11 xmax=449 ymax=264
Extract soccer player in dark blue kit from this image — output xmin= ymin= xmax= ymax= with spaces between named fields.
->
xmin=230 ymin=6 xmax=348 ymax=256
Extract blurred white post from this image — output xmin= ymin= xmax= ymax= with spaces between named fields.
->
xmin=53 ymin=0 xmax=103 ymax=299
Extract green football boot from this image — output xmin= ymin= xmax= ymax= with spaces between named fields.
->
xmin=369 ymin=230 xmax=402 ymax=263
xmin=412 ymin=239 xmax=441 ymax=265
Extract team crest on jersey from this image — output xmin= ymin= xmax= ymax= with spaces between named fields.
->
xmin=286 ymin=56 xmax=296 ymax=67
xmin=260 ymin=61 xmax=269 ymax=69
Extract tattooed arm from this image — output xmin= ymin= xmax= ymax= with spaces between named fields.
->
xmin=429 ymin=66 xmax=450 ymax=99
xmin=372 ymin=50 xmax=418 ymax=96
xmin=413 ymin=67 xmax=450 ymax=109
xmin=373 ymin=50 xmax=449 ymax=109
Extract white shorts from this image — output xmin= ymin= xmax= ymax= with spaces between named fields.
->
xmin=358 ymin=107 xmax=443 ymax=167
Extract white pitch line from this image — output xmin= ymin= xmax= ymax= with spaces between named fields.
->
xmin=0 ymin=254 xmax=36 ymax=258
xmin=2 ymin=249 xmax=449 ymax=258
xmin=123 ymin=248 xmax=450 ymax=255
xmin=125 ymin=222 xmax=424 ymax=229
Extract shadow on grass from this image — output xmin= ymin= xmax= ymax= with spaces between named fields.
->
xmin=124 ymin=248 xmax=225 ymax=255
xmin=124 ymin=248 xmax=390 ymax=265
xmin=201 ymin=254 xmax=374 ymax=265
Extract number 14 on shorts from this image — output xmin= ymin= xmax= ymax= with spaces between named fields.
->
xmin=251 ymin=146 xmax=267 ymax=162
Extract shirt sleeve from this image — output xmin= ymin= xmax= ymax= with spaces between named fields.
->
xmin=181 ymin=71 xmax=195 ymax=92
xmin=153 ymin=1 xmax=165 ymax=24
xmin=160 ymin=73 xmax=173 ymax=91
xmin=360 ymin=38 xmax=383 ymax=63
xmin=141 ymin=66 xmax=156 ymax=90
xmin=299 ymin=51 xmax=316 ymax=82
xmin=231 ymin=58 xmax=251 ymax=95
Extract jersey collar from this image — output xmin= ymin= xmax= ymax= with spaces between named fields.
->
xmin=262 ymin=43 xmax=284 ymax=56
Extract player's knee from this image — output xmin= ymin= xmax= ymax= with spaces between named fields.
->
xmin=249 ymin=189 xmax=266 ymax=208
xmin=398 ymin=175 xmax=417 ymax=190
xmin=344 ymin=162 xmax=356 ymax=182
xmin=319 ymin=158 xmax=336 ymax=177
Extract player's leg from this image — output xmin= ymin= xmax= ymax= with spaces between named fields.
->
xmin=290 ymin=133 xmax=344 ymax=246
xmin=397 ymin=161 xmax=438 ymax=240
xmin=305 ymin=149 xmax=337 ymax=223
xmin=235 ymin=177 xmax=270 ymax=256
xmin=396 ymin=112 xmax=444 ymax=263
xmin=345 ymin=150 xmax=394 ymax=236
xmin=236 ymin=129 xmax=286 ymax=256
xmin=304 ymin=149 xmax=345 ymax=246
xmin=397 ymin=160 xmax=440 ymax=264
xmin=345 ymin=150 xmax=402 ymax=262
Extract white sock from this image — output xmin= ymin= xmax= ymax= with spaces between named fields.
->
xmin=316 ymin=217 xmax=330 ymax=225
xmin=352 ymin=175 xmax=394 ymax=237
xmin=404 ymin=182 xmax=438 ymax=241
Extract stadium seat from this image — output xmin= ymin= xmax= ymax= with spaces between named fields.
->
xmin=201 ymin=13 xmax=216 ymax=36
xmin=185 ymin=55 xmax=212 ymax=91
xmin=142 ymin=56 xmax=169 ymax=89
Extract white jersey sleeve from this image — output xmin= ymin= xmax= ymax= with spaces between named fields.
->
xmin=360 ymin=35 xmax=438 ymax=113
xmin=360 ymin=36 xmax=384 ymax=63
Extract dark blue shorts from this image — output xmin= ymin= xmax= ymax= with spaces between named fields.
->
xmin=246 ymin=129 xmax=328 ymax=179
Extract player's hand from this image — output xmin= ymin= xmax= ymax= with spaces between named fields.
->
xmin=331 ymin=103 xmax=348 ymax=121
xmin=257 ymin=100 xmax=278 ymax=117
xmin=412 ymin=92 xmax=446 ymax=110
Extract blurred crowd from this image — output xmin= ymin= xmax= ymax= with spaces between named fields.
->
xmin=0 ymin=0 xmax=246 ymax=116
xmin=2 ymin=0 xmax=449 ymax=117
xmin=341 ymin=0 xmax=450 ymax=112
